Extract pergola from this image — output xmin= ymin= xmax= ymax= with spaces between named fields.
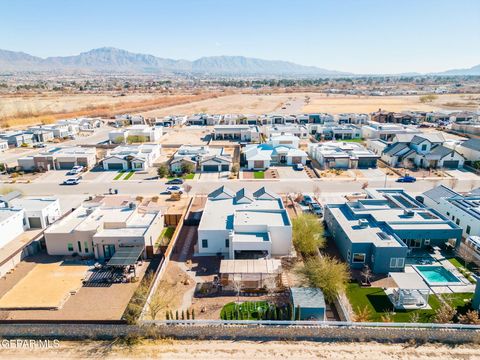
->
xmin=219 ymin=259 xmax=282 ymax=290
xmin=389 ymin=272 xmax=430 ymax=309
xmin=107 ymin=246 xmax=144 ymax=277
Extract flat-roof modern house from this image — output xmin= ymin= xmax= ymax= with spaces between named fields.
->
xmin=197 ymin=186 xmax=292 ymax=259
xmin=337 ymin=113 xmax=369 ymax=125
xmin=311 ymin=124 xmax=362 ymax=141
xmin=102 ymin=144 xmax=161 ymax=171
xmin=0 ymin=139 xmax=8 ymax=152
xmin=212 ymin=125 xmax=260 ymax=142
xmin=422 ymin=185 xmax=480 ymax=238
xmin=170 ymin=145 xmax=232 ymax=173
xmin=308 ymin=141 xmax=379 ymax=169
xmin=324 ymin=188 xmax=462 ymax=273
xmin=44 ymin=195 xmax=164 ymax=260
xmin=243 ymin=135 xmax=308 ymax=170
xmin=0 ymin=131 xmax=35 ymax=147
xmin=109 ymin=125 xmax=163 ymax=144
xmin=0 ymin=192 xmax=60 ymax=247
xmin=262 ymin=124 xmax=309 ymax=139
xmin=362 ymin=121 xmax=421 ymax=141
xmin=370 ymin=133 xmax=465 ymax=169
xmin=17 ymin=146 xmax=97 ymax=171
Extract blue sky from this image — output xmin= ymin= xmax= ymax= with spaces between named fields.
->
xmin=0 ymin=0 xmax=479 ymax=74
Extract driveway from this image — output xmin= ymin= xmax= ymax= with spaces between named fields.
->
xmin=35 ymin=170 xmax=72 ymax=184
xmin=357 ymin=168 xmax=386 ymax=179
xmin=198 ymin=172 xmax=219 ymax=180
xmin=275 ymin=166 xmax=309 ymax=179
xmin=446 ymin=169 xmax=480 ymax=181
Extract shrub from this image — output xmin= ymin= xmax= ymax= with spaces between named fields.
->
xmin=292 ymin=214 xmax=326 ymax=257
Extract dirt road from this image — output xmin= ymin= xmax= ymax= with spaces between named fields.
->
xmin=1 ymin=340 xmax=479 ymax=359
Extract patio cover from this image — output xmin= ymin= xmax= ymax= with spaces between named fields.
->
xmin=220 ymin=259 xmax=281 ymax=275
xmin=107 ymin=246 xmax=144 ymax=267
xmin=390 ymin=272 xmax=429 ymax=290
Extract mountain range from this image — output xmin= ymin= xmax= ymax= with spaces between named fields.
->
xmin=0 ymin=47 xmax=478 ymax=76
xmin=0 ymin=47 xmax=349 ymax=76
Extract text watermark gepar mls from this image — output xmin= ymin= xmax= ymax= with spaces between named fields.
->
xmin=1 ymin=339 xmax=60 ymax=349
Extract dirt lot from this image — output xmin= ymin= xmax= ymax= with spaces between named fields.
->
xmin=160 ymin=127 xmax=211 ymax=146
xmin=0 ymin=92 xmax=223 ymax=128
xmin=302 ymin=93 xmax=480 ymax=114
xmin=4 ymin=340 xmax=479 ymax=359
xmin=139 ymin=93 xmax=293 ymax=117
xmin=0 ymin=253 xmax=150 ymax=320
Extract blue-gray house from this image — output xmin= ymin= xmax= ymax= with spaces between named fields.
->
xmin=290 ymin=287 xmax=326 ymax=321
xmin=324 ymin=188 xmax=463 ymax=274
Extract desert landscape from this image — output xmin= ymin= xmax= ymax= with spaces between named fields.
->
xmin=2 ymin=340 xmax=480 ymax=359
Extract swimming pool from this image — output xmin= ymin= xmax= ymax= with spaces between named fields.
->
xmin=414 ymin=265 xmax=461 ymax=286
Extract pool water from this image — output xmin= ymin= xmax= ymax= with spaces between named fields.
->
xmin=415 ymin=265 xmax=461 ymax=284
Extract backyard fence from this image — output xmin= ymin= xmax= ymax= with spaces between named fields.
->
xmin=0 ymin=321 xmax=478 ymax=344
xmin=139 ymin=196 xmax=195 ymax=320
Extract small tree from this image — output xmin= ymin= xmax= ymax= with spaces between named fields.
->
xmin=295 ymin=305 xmax=301 ymax=320
xmin=231 ymin=164 xmax=240 ymax=174
xmin=458 ymin=310 xmax=480 ymax=325
xmin=181 ymin=162 xmax=195 ymax=175
xmin=183 ymin=183 xmax=192 ymax=197
xmin=292 ymin=214 xmax=326 ymax=257
xmin=181 ymin=310 xmax=185 ymax=320
xmin=191 ymin=308 xmax=195 ymax=320
xmin=157 ymin=164 xmax=169 ymax=178
xmin=298 ymin=256 xmax=350 ymax=303
xmin=233 ymin=278 xmax=242 ymax=303
xmin=433 ymin=299 xmax=457 ymax=323
xmin=114 ymin=136 xmax=125 ymax=144
xmin=360 ymin=265 xmax=372 ymax=285
xmin=166 ymin=310 xmax=170 ymax=320
xmin=175 ymin=310 xmax=179 ymax=320
xmin=353 ymin=306 xmax=371 ymax=322
xmin=186 ymin=308 xmax=191 ymax=320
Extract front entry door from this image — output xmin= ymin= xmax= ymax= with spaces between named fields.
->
xmin=103 ymin=244 xmax=116 ymax=259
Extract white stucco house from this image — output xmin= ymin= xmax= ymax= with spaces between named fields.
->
xmin=44 ymin=195 xmax=164 ymax=260
xmin=170 ymin=145 xmax=232 ymax=173
xmin=308 ymin=141 xmax=379 ymax=169
xmin=196 ymin=186 xmax=292 ymax=259
xmin=109 ymin=125 xmax=162 ymax=143
xmin=102 ymin=144 xmax=161 ymax=171
xmin=244 ymin=134 xmax=307 ymax=170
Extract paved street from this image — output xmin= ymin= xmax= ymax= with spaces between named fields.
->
xmin=6 ymin=176 xmax=480 ymax=201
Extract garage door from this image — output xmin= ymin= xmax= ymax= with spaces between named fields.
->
xmin=291 ymin=156 xmax=302 ymax=164
xmin=221 ymin=164 xmax=230 ymax=171
xmin=253 ymin=160 xmax=264 ymax=169
xmin=203 ymin=165 xmax=219 ymax=172
xmin=358 ymin=158 xmax=377 ymax=169
xmin=28 ymin=217 xmax=42 ymax=229
xmin=107 ymin=163 xmax=124 ymax=170
xmin=443 ymin=160 xmax=459 ymax=169
xmin=57 ymin=161 xmax=76 ymax=170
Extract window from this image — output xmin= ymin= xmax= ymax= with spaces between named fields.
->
xmin=84 ymin=241 xmax=89 ymax=253
xmin=424 ymin=239 xmax=430 ymax=246
xmin=347 ymin=250 xmax=351 ymax=261
xmin=352 ymin=253 xmax=366 ymax=263
xmin=67 ymin=243 xmax=74 ymax=252
xmin=421 ymin=144 xmax=427 ymax=151
xmin=390 ymin=257 xmax=405 ymax=269
xmin=466 ymin=225 xmax=471 ymax=235
xmin=456 ymin=219 xmax=460 ymax=225
xmin=202 ymin=239 xmax=208 ymax=248
xmin=225 ymin=239 xmax=229 ymax=248
xmin=452 ymin=216 xmax=455 ymax=221
xmin=446 ymin=212 xmax=450 ymax=216
xmin=77 ymin=241 xmax=82 ymax=253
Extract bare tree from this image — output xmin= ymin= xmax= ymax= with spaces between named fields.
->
xmin=232 ymin=278 xmax=242 ymax=303
xmin=458 ymin=310 xmax=480 ymax=325
xmin=360 ymin=265 xmax=372 ymax=286
xmin=409 ymin=312 xmax=420 ymax=323
xmin=433 ymin=298 xmax=457 ymax=324
xmin=183 ymin=184 xmax=192 ymax=197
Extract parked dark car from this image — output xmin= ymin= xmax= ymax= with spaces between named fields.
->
xmin=396 ymin=175 xmax=416 ymax=183
xmin=166 ymin=178 xmax=184 ymax=185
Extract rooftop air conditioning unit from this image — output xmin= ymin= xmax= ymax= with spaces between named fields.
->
xmin=404 ymin=209 xmax=414 ymax=217
xmin=358 ymin=219 xmax=369 ymax=228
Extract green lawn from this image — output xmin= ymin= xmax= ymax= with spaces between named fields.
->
xmin=161 ymin=227 xmax=175 ymax=239
xmin=346 ymin=282 xmax=473 ymax=323
xmin=339 ymin=138 xmax=364 ymax=143
xmin=448 ymin=258 xmax=477 ymax=283
xmin=183 ymin=173 xmax=195 ymax=180
xmin=220 ymin=301 xmax=270 ymax=320
xmin=123 ymin=171 xmax=135 ymax=180
xmin=253 ymin=171 xmax=265 ymax=179
xmin=113 ymin=170 xmax=125 ymax=180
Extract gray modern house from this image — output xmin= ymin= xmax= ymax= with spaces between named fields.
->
xmin=324 ymin=188 xmax=462 ymax=274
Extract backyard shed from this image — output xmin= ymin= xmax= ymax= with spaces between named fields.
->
xmin=290 ymin=287 xmax=326 ymax=321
